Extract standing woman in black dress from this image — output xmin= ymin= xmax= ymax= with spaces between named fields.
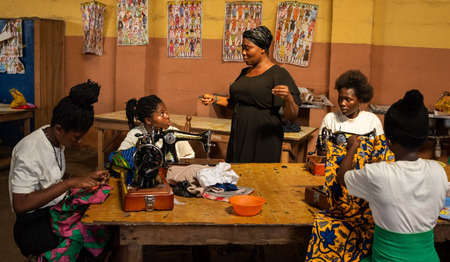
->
xmin=202 ymin=25 xmax=301 ymax=163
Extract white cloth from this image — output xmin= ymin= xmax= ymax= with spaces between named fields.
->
xmin=196 ymin=162 xmax=239 ymax=187
xmin=319 ymin=110 xmax=384 ymax=136
xmin=118 ymin=125 xmax=195 ymax=159
xmin=9 ymin=125 xmax=66 ymax=212
xmin=345 ymin=159 xmax=448 ymax=233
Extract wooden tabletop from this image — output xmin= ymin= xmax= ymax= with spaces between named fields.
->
xmin=94 ymin=110 xmax=317 ymax=142
xmin=0 ymin=103 xmax=34 ymax=119
xmin=82 ymin=163 xmax=324 ymax=226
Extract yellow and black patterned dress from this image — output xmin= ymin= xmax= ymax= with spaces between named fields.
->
xmin=306 ymin=135 xmax=394 ymax=261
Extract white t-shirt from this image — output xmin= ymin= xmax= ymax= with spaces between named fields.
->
xmin=118 ymin=125 xmax=195 ymax=159
xmin=9 ymin=125 xmax=66 ymax=212
xmin=319 ymin=110 xmax=384 ymax=136
xmin=345 ymin=159 xmax=448 ymax=233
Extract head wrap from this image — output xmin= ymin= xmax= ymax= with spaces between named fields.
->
xmin=384 ymin=89 xmax=429 ymax=148
xmin=243 ymin=26 xmax=273 ymax=52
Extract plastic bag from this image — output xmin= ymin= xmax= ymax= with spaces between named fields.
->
xmin=435 ymin=91 xmax=450 ymax=113
xmin=9 ymin=88 xmax=27 ymax=108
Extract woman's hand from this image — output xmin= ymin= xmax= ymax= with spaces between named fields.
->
xmin=273 ymin=85 xmax=298 ymax=121
xmin=272 ymin=85 xmax=293 ymax=101
xmin=337 ymin=135 xmax=360 ymax=187
xmin=67 ymin=170 xmax=110 ymax=189
xmin=201 ymin=94 xmax=215 ymax=105
xmin=346 ymin=135 xmax=361 ymax=151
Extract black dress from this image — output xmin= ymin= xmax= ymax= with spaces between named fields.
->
xmin=226 ymin=65 xmax=301 ymax=163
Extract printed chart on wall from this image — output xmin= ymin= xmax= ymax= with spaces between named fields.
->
xmin=167 ymin=1 xmax=202 ymax=58
xmin=117 ymin=0 xmax=148 ymax=46
xmin=81 ymin=1 xmax=106 ymax=55
xmin=0 ymin=19 xmax=25 ymax=74
xmin=273 ymin=2 xmax=318 ymax=67
xmin=223 ymin=1 xmax=262 ymax=62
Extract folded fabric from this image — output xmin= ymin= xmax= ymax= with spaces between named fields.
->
xmin=211 ymin=183 xmax=238 ymax=192
xmin=12 ymin=103 xmax=36 ymax=109
xmin=196 ymin=162 xmax=239 ymax=187
xmin=202 ymin=186 xmax=254 ymax=202
xmin=282 ymin=120 xmax=301 ymax=133
xmin=166 ymin=164 xmax=207 ymax=197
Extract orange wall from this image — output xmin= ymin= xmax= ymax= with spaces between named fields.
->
xmin=2 ymin=0 xmax=450 ymax=162
xmin=67 ymin=34 xmax=450 ymax=162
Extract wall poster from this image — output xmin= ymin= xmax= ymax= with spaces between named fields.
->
xmin=167 ymin=1 xmax=202 ymax=58
xmin=0 ymin=19 xmax=24 ymax=74
xmin=81 ymin=1 xmax=106 ymax=55
xmin=223 ymin=1 xmax=263 ymax=62
xmin=117 ymin=0 xmax=148 ymax=46
xmin=273 ymin=1 xmax=318 ymax=67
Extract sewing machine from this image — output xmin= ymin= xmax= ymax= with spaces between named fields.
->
xmin=308 ymin=128 xmax=377 ymax=176
xmin=316 ymin=128 xmax=377 ymax=152
xmin=120 ymin=128 xmax=212 ymax=211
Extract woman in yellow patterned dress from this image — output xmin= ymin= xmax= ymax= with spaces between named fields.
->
xmin=306 ymin=134 xmax=394 ymax=261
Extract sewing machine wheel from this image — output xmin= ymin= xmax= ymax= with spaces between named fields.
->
xmin=133 ymin=144 xmax=163 ymax=179
xmin=321 ymin=128 xmax=330 ymax=140
xmin=335 ymin=133 xmax=347 ymax=146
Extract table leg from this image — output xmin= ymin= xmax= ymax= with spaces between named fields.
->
xmin=298 ymin=141 xmax=308 ymax=163
xmin=127 ymin=244 xmax=143 ymax=262
xmin=23 ymin=118 xmax=30 ymax=136
xmin=288 ymin=141 xmax=306 ymax=163
xmin=281 ymin=142 xmax=291 ymax=163
xmin=97 ymin=129 xmax=104 ymax=170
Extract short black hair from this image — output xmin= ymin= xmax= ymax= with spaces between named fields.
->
xmin=335 ymin=70 xmax=373 ymax=103
xmin=51 ymin=79 xmax=100 ymax=132
xmin=125 ymin=95 xmax=163 ymax=129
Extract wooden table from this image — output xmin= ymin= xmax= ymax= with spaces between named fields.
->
xmin=82 ymin=163 xmax=450 ymax=261
xmin=0 ymin=103 xmax=34 ymax=168
xmin=93 ymin=110 xmax=317 ymax=168
xmin=0 ymin=103 xmax=34 ymax=135
xmin=82 ymin=163 xmax=325 ymax=262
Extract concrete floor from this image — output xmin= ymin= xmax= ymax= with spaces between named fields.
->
xmin=1 ymin=145 xmax=449 ymax=262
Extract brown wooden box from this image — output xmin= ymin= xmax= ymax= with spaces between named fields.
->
xmin=305 ymin=186 xmax=329 ymax=210
xmin=306 ymin=156 xmax=326 ymax=176
xmin=119 ymin=168 xmax=174 ymax=211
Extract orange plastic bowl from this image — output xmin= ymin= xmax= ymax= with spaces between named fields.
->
xmin=229 ymin=195 xmax=266 ymax=216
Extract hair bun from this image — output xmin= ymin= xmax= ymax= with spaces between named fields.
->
xmin=69 ymin=79 xmax=101 ymax=108
xmin=401 ymin=89 xmax=424 ymax=114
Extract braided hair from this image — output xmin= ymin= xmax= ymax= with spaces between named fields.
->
xmin=335 ymin=70 xmax=373 ymax=103
xmin=125 ymin=95 xmax=163 ymax=129
xmin=51 ymin=79 xmax=100 ymax=132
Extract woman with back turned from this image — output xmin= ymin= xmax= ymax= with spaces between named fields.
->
xmin=338 ymin=90 xmax=448 ymax=261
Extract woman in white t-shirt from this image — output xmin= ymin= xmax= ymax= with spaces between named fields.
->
xmin=9 ymin=80 xmax=110 ymax=257
xmin=338 ymin=90 xmax=447 ymax=261
xmin=118 ymin=95 xmax=195 ymax=159
xmin=317 ymin=70 xmax=383 ymax=155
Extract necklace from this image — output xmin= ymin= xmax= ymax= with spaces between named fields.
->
xmin=44 ymin=128 xmax=62 ymax=171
